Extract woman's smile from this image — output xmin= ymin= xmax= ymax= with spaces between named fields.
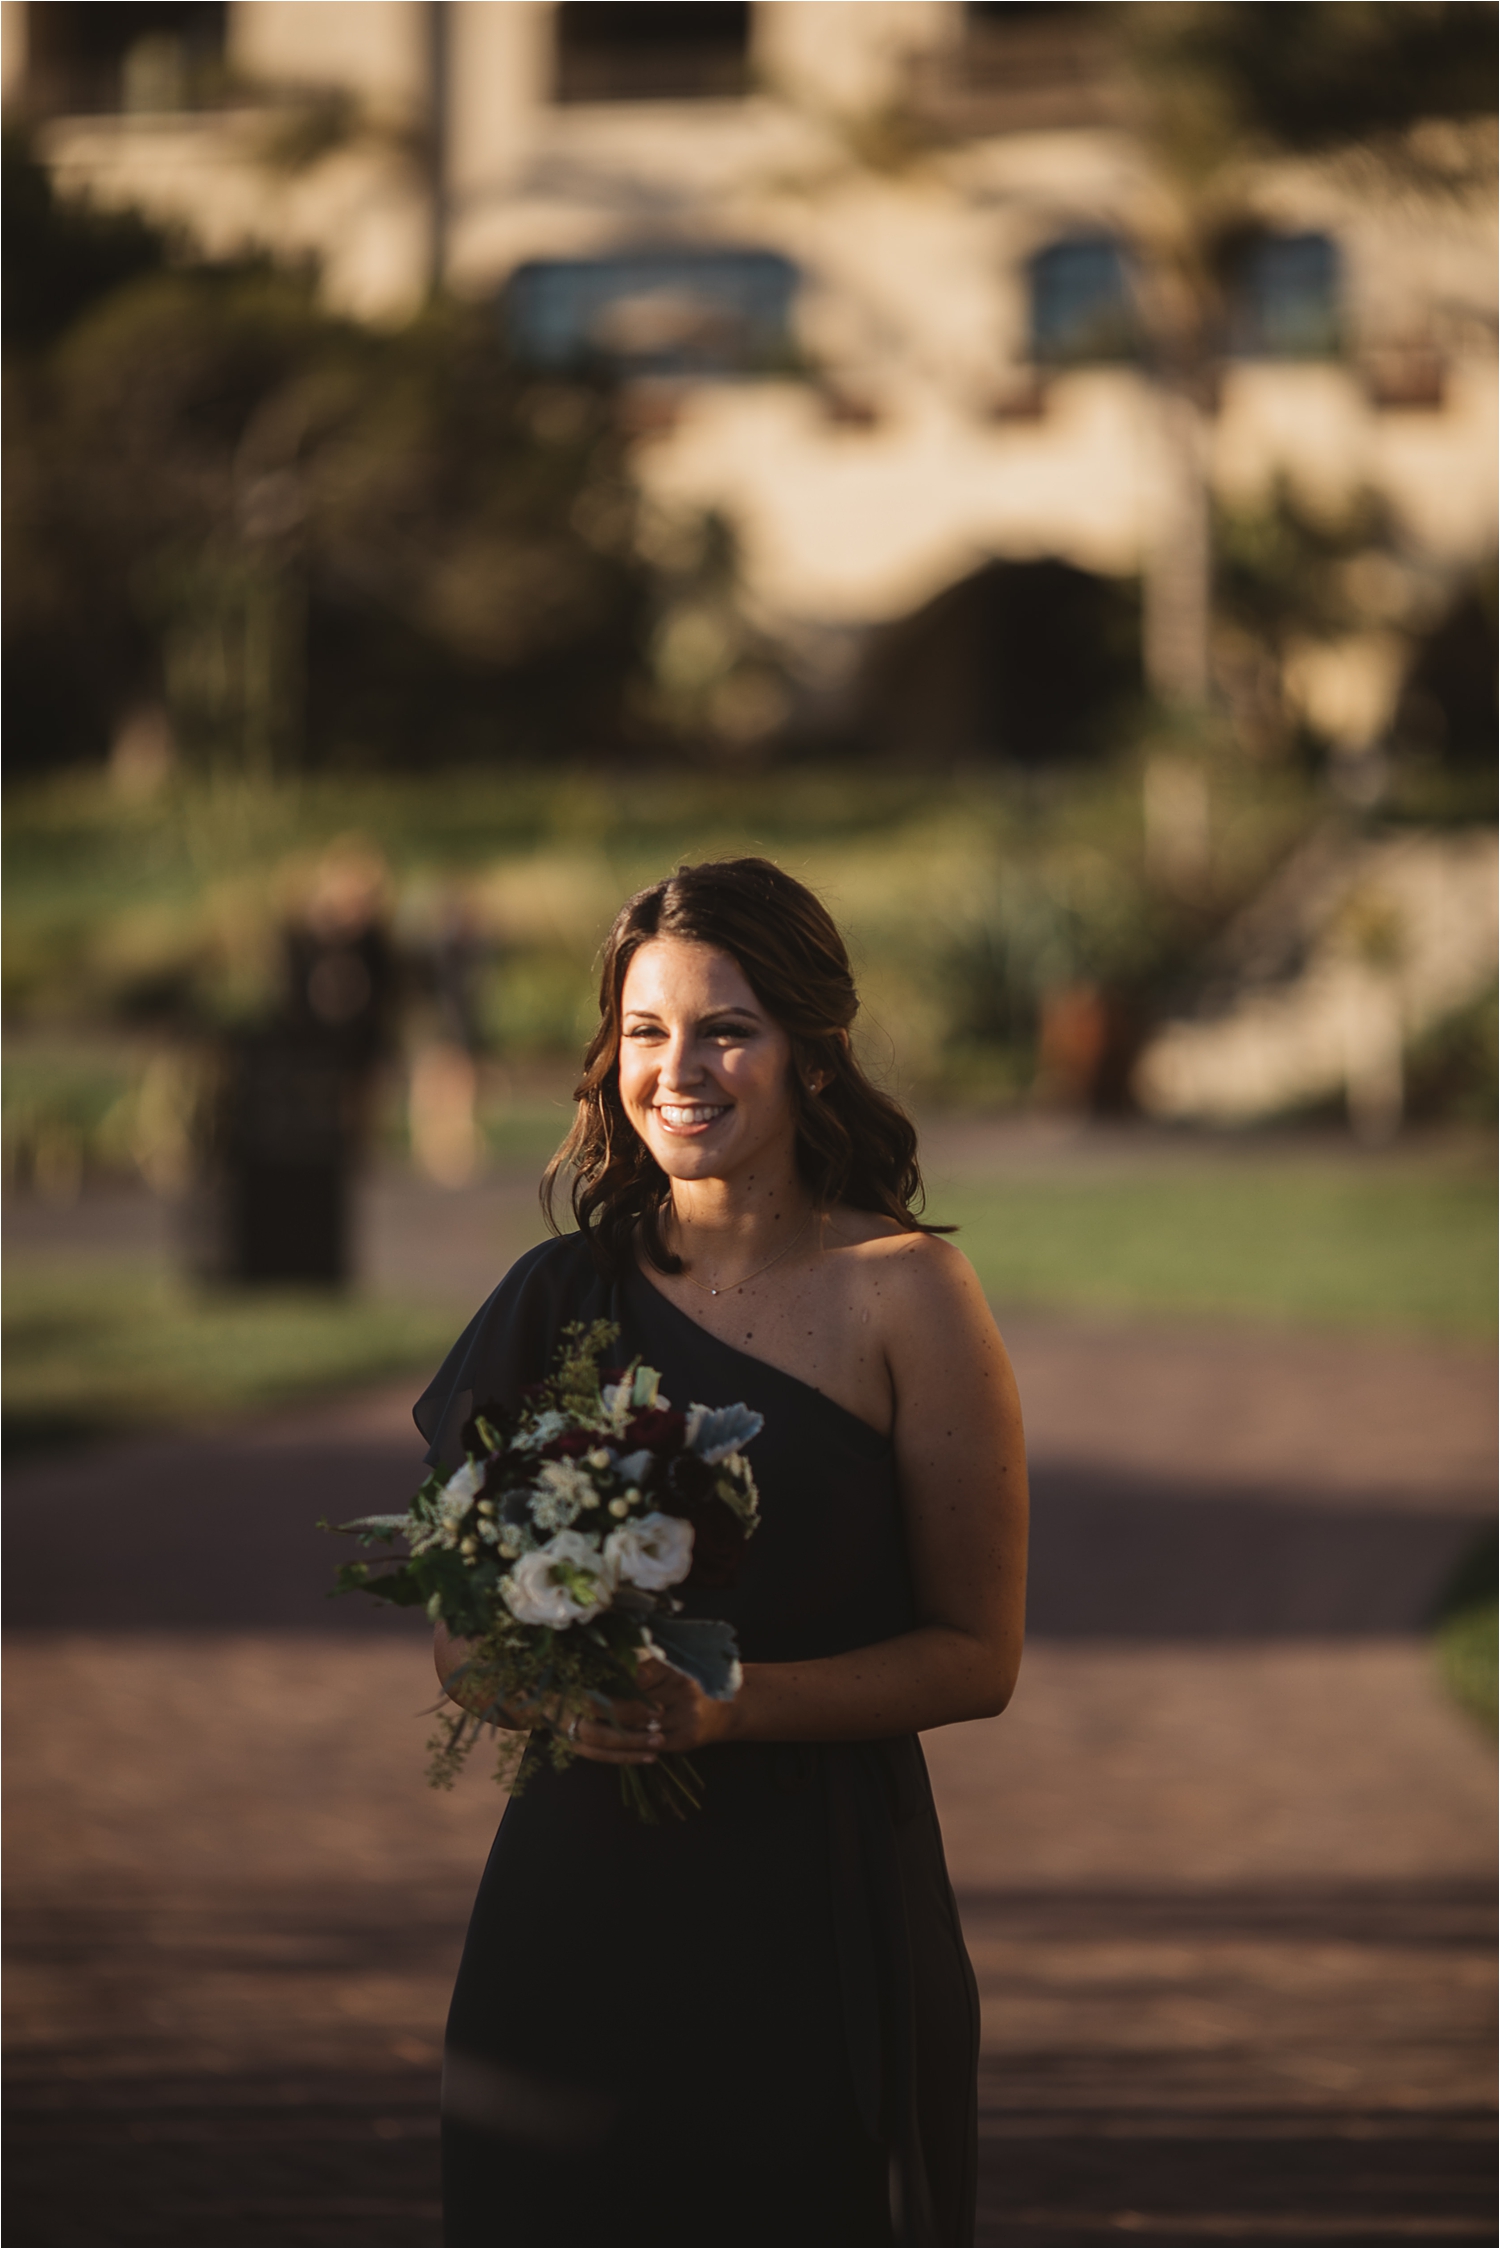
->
xmin=655 ymin=1101 xmax=731 ymax=1133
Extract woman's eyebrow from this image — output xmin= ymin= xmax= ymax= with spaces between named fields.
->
xmin=621 ymin=1004 xmax=761 ymax=1026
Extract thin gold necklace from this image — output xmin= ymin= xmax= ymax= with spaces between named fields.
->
xmin=675 ymin=1208 xmax=816 ymax=1297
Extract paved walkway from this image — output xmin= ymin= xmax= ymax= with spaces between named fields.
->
xmin=4 ymin=1168 xmax=1495 ymax=2247
xmin=6 ymin=1628 xmax=1492 ymax=2247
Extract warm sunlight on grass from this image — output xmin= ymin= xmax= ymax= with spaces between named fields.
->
xmin=3 ymin=1264 xmax=459 ymax=1457
xmin=928 ymin=1158 xmax=1496 ymax=1337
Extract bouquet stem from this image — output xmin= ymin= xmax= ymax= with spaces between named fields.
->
xmin=619 ymin=1753 xmax=704 ymax=1823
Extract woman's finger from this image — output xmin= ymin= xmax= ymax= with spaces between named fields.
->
xmin=573 ymin=1730 xmax=660 ymax=1764
xmin=601 ymin=1698 xmax=659 ymax=1732
xmin=587 ymin=1717 xmax=661 ymax=1747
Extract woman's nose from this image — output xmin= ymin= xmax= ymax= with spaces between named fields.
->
xmin=657 ymin=1033 xmax=703 ymax=1090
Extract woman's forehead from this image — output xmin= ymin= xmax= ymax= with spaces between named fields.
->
xmin=621 ymin=936 xmax=761 ymax=1013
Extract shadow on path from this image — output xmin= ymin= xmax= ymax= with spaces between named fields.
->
xmin=4 ymin=1319 xmax=1493 ymax=2248
xmin=5 ymin=1876 xmax=1493 ymax=2249
xmin=3 ymin=1430 xmax=1485 ymax=1636
xmin=964 ymin=1878 xmax=1497 ymax=2248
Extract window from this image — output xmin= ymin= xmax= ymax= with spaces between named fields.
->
xmin=1028 ymin=236 xmax=1135 ymax=365
xmin=22 ymin=0 xmax=227 ymax=116
xmin=1228 ymin=233 xmax=1341 ymax=359
xmin=553 ymin=3 xmax=750 ymax=104
xmin=506 ymin=249 xmax=799 ymax=380
xmin=966 ymin=1 xmax=1093 ymax=33
xmin=945 ymin=2 xmax=1116 ymax=131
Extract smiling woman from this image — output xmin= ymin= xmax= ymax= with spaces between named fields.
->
xmin=547 ymin=856 xmax=937 ymax=1287
xmin=417 ymin=857 xmax=1028 ymax=2247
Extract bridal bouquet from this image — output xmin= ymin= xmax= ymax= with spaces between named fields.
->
xmin=328 ymin=1321 xmax=762 ymax=1818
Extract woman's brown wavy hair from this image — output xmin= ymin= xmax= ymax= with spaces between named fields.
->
xmin=542 ymin=856 xmax=949 ymax=1277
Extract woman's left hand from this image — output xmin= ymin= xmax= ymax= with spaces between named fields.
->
xmin=566 ymin=1655 xmax=735 ymax=1764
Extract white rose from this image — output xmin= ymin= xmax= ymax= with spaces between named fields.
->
xmin=603 ymin=1510 xmax=695 ymax=1593
xmin=501 ymin=1531 xmax=615 ymax=1627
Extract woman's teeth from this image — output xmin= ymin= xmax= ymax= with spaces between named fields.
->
xmin=658 ymin=1104 xmax=728 ymax=1127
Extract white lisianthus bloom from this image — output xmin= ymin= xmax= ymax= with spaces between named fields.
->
xmin=501 ymin=1531 xmax=616 ymax=1627
xmin=603 ymin=1510 xmax=695 ymax=1592
xmin=614 ymin=1448 xmax=654 ymax=1485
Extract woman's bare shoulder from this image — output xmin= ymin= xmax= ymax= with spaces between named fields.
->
xmin=825 ymin=1212 xmax=991 ymax=1317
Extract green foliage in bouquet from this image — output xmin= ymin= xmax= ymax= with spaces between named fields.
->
xmin=327 ymin=1321 xmax=762 ymax=1819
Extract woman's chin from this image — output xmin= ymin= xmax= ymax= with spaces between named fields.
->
xmin=653 ymin=1140 xmax=730 ymax=1178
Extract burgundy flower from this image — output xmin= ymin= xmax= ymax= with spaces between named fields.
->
xmin=625 ymin=1407 xmax=686 ymax=1453
xmin=667 ymin=1494 xmax=748 ymax=1590
xmin=666 ymin=1451 xmax=714 ymax=1507
xmin=537 ymin=1430 xmax=595 ymax=1461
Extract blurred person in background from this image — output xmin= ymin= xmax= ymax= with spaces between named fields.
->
xmin=284 ymin=838 xmax=400 ymax=1090
xmin=206 ymin=839 xmax=398 ymax=1286
xmin=417 ymin=858 xmax=1029 ymax=2247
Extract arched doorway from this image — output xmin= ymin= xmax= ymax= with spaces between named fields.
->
xmin=852 ymin=556 xmax=1142 ymax=767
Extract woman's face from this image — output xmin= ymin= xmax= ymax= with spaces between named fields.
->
xmin=616 ymin=937 xmax=799 ymax=1190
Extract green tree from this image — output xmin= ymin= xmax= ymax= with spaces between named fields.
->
xmin=4 ymin=139 xmax=650 ymax=776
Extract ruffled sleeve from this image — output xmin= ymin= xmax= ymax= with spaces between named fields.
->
xmin=411 ymin=1234 xmax=610 ymax=1472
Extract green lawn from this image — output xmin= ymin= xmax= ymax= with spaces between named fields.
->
xmin=926 ymin=1159 xmax=1496 ymax=1337
xmin=2 ymin=1263 xmax=460 ymax=1457
xmin=6 ymin=1143 xmax=1492 ymax=1459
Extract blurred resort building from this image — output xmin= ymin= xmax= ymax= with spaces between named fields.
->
xmin=5 ymin=2 xmax=1496 ymax=1130
xmin=6 ymin=2 xmax=1495 ymax=725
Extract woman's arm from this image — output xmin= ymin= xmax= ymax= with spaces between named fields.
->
xmin=555 ymin=1237 xmax=1027 ymax=1764
xmin=716 ymin=1235 xmax=1026 ymax=1744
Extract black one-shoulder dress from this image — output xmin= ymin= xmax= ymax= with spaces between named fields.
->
xmin=414 ymin=1235 xmax=979 ymax=2249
